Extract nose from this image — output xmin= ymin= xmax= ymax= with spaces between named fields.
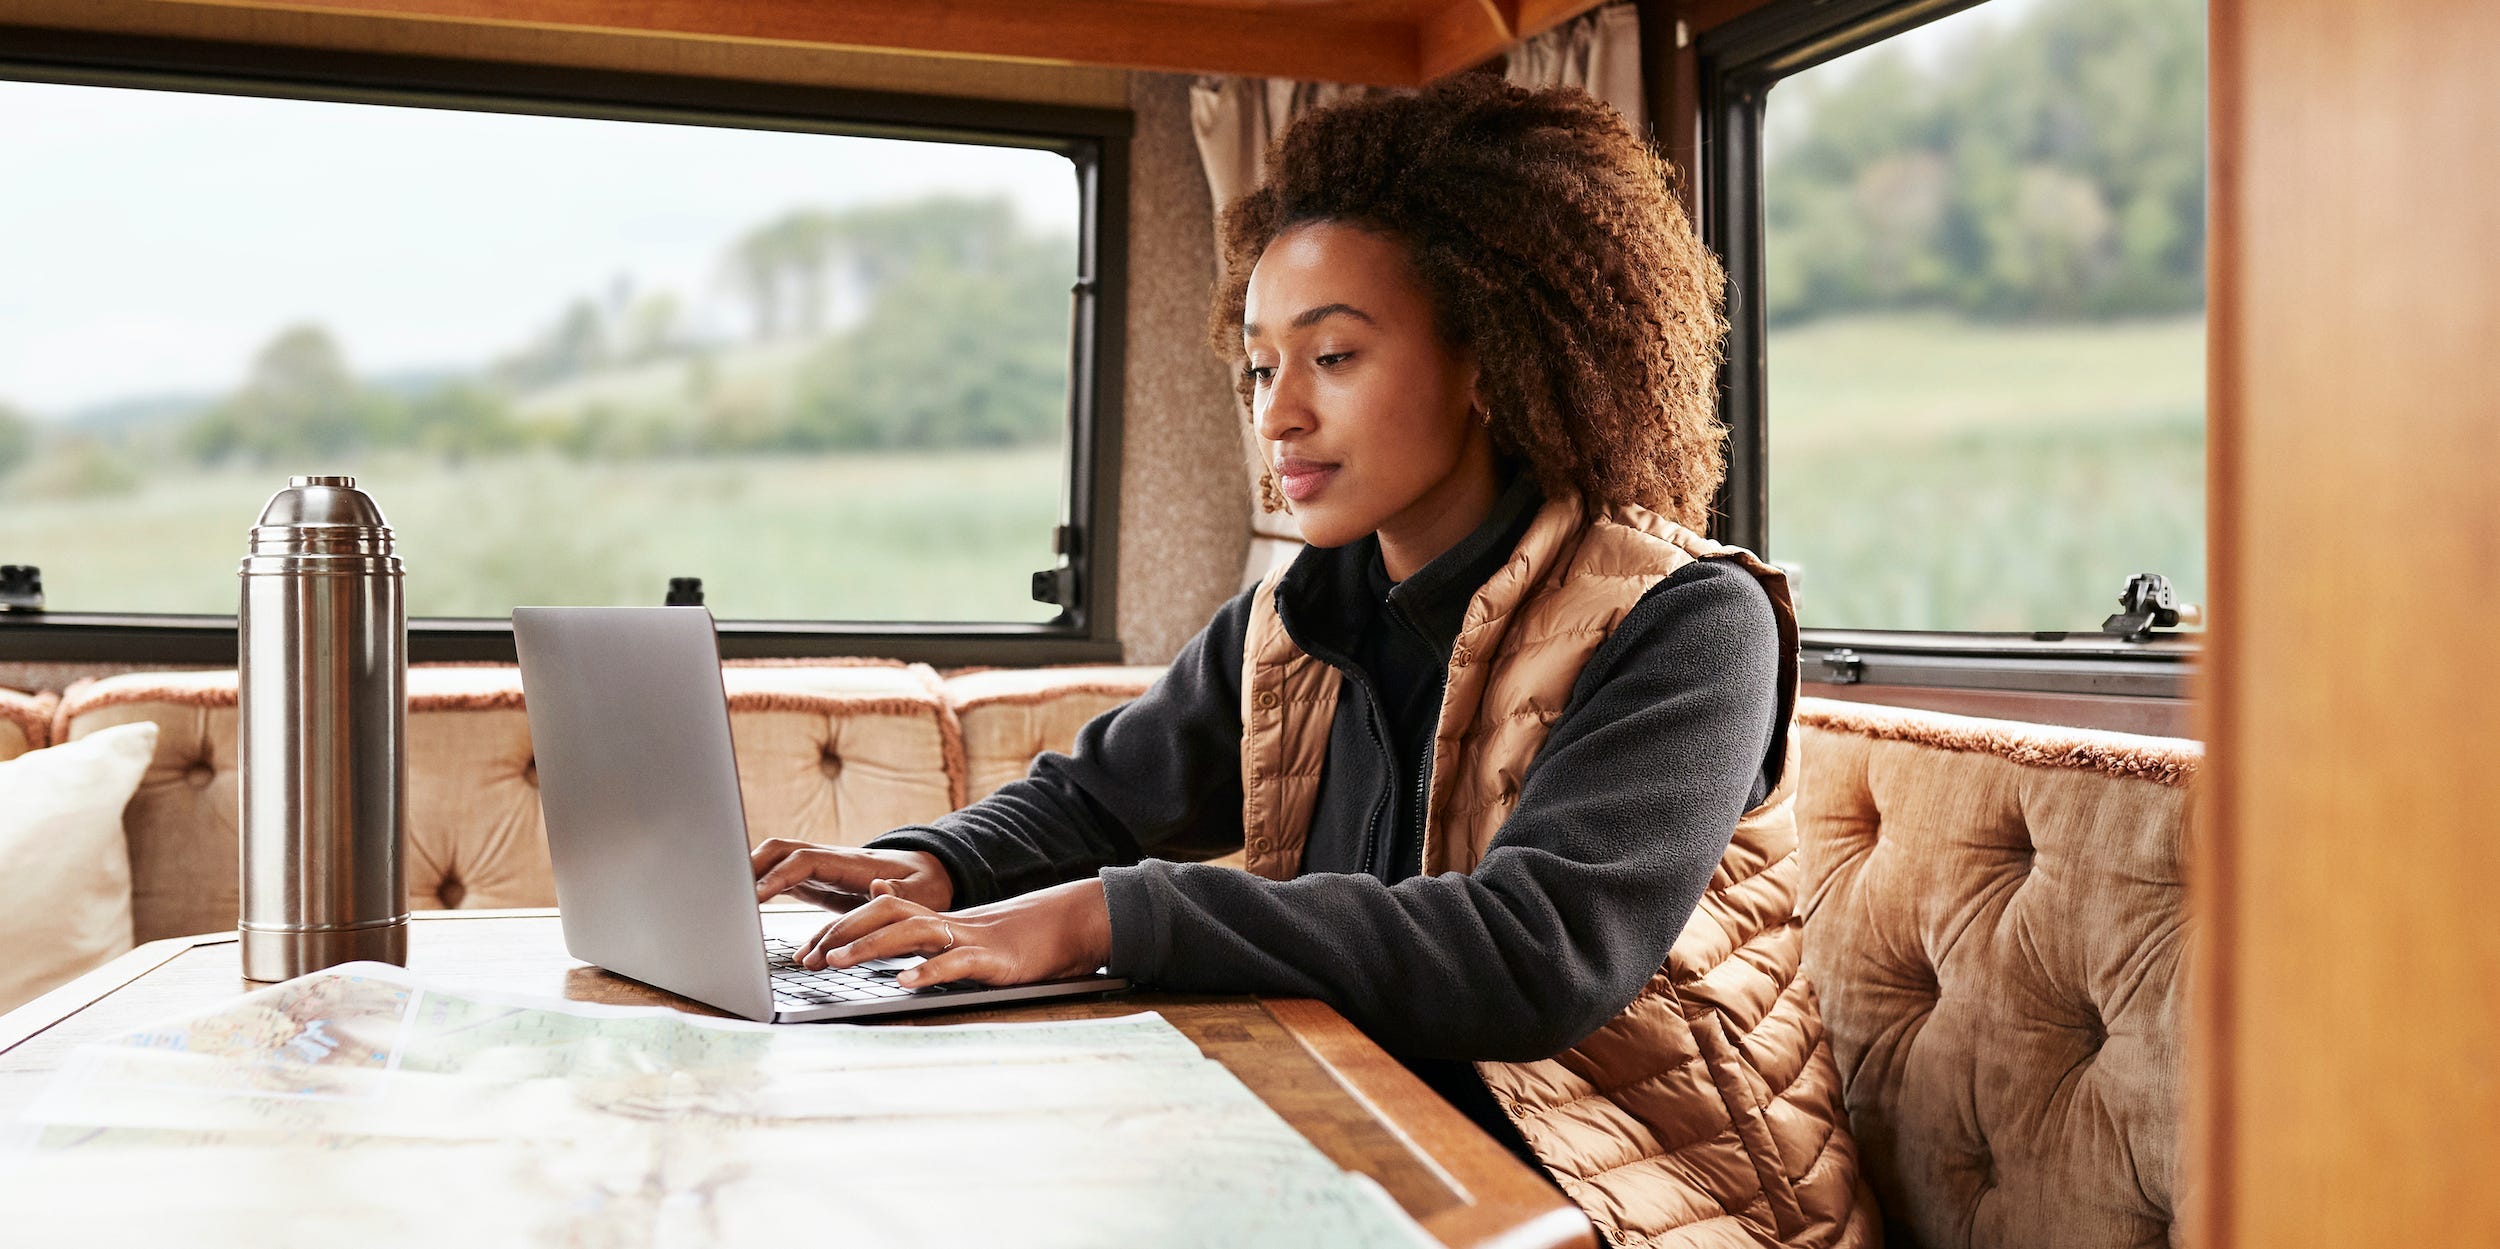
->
xmin=1253 ymin=362 xmax=1314 ymax=445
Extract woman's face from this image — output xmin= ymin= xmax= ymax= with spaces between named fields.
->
xmin=1242 ymin=221 xmax=1492 ymax=560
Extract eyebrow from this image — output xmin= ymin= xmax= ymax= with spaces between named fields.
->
xmin=1242 ymin=302 xmax=1376 ymax=339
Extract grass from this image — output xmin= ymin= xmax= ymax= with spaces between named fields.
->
xmin=0 ymin=446 xmax=1067 ymax=623
xmin=1766 ymin=311 xmax=2205 ymax=632
xmin=3 ymin=311 xmax=2206 ymax=634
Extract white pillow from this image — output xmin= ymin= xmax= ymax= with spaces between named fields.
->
xmin=0 ymin=721 xmax=158 ymax=1014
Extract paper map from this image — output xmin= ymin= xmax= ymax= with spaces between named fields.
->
xmin=0 ymin=964 xmax=1442 ymax=1249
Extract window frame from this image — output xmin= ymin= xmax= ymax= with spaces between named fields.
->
xmin=1697 ymin=0 xmax=2200 ymax=701
xmin=0 ymin=23 xmax=1130 ymax=666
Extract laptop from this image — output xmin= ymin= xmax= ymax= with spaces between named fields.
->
xmin=511 ymin=605 xmax=1128 ymax=1022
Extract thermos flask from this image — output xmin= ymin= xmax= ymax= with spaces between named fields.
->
xmin=238 ymin=475 xmax=407 ymax=981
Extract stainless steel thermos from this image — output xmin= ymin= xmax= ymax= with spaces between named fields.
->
xmin=237 ymin=475 xmax=408 ymax=981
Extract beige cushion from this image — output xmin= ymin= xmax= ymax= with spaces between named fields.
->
xmin=57 ymin=663 xmax=963 ymax=939
xmin=1793 ymin=696 xmax=2197 ymax=1249
xmin=0 ymin=687 xmax=55 ymax=761
xmin=0 ymin=721 xmax=157 ymax=1012
xmin=942 ymin=665 xmax=1163 ymax=798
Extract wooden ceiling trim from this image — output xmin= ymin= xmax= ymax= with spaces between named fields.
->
xmin=181 ymin=0 xmax=1423 ymax=84
xmin=1420 ymin=0 xmax=1512 ymax=79
xmin=1420 ymin=0 xmax=1608 ymax=81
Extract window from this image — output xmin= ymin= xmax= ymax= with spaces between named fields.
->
xmin=1705 ymin=0 xmax=2206 ymax=642
xmin=0 ymin=33 xmax=1126 ymax=662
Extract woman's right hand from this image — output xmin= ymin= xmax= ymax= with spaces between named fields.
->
xmin=750 ymin=840 xmax=954 ymax=913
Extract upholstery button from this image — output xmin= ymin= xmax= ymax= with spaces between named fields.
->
xmin=820 ymin=750 xmax=845 ymax=783
xmin=1253 ymin=690 xmax=1280 ymax=711
xmin=1452 ymin=642 xmax=1472 ymax=666
xmin=184 ymin=763 xmax=215 ymax=789
xmin=1251 ymin=836 xmax=1271 ymax=852
xmin=521 ymin=757 xmax=538 ymax=787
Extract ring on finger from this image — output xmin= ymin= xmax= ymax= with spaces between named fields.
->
xmin=938 ymin=918 xmax=958 ymax=953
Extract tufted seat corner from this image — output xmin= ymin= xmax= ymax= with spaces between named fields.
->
xmin=1793 ymin=696 xmax=2198 ymax=1249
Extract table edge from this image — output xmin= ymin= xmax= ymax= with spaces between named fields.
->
xmin=1259 ymin=996 xmax=1596 ymax=1249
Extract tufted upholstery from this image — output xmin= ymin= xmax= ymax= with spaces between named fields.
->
xmin=1792 ymin=696 xmax=2197 ymax=1249
xmin=0 ymin=687 xmax=53 ymax=761
xmin=51 ymin=663 xmax=962 ymax=943
xmin=941 ymin=665 xmax=1164 ymax=799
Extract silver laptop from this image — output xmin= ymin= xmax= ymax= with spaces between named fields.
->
xmin=511 ymin=605 xmax=1127 ymax=1022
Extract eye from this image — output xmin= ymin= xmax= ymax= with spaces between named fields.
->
xmin=1243 ymin=363 xmax=1276 ymax=386
xmin=1316 ymin=351 xmax=1353 ymax=368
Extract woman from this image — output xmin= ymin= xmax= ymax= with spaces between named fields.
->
xmin=752 ymin=75 xmax=1872 ymax=1248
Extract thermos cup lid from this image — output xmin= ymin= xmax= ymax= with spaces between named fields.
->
xmin=246 ymin=475 xmax=397 ymax=561
xmin=256 ymin=475 xmax=390 ymax=531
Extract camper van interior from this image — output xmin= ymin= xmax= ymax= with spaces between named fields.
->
xmin=0 ymin=0 xmax=2490 ymax=1246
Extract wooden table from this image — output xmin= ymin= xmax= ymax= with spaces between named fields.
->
xmin=0 ymin=910 xmax=1592 ymax=1249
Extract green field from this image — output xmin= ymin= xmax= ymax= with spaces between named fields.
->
xmin=1766 ymin=311 xmax=2205 ymax=632
xmin=0 ymin=446 xmax=1067 ymax=622
xmin=3 ymin=312 xmax=2203 ymax=632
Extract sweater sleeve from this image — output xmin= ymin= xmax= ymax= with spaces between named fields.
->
xmin=1097 ymin=559 xmax=1780 ymax=1061
xmin=865 ymin=589 xmax=1253 ymax=907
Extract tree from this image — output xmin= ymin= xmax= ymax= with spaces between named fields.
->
xmin=184 ymin=324 xmax=399 ymax=464
xmin=1763 ymin=0 xmax=2206 ymax=325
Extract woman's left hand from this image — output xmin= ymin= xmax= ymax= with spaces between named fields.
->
xmin=794 ymin=877 xmax=1114 ymax=989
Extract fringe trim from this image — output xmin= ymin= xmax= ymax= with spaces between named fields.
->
xmin=51 ymin=675 xmax=952 ymax=730
xmin=1795 ymin=697 xmax=2201 ymax=788
xmin=0 ymin=688 xmax=56 ymax=753
xmin=947 ymin=682 xmax=1155 ymax=715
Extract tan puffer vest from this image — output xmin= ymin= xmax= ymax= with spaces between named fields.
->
xmin=1239 ymin=492 xmax=1878 ymax=1248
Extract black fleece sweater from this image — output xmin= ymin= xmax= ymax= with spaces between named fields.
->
xmin=869 ymin=470 xmax=1781 ymax=1148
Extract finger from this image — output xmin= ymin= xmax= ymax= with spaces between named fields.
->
xmin=897 ymin=946 xmax=1001 ymax=989
xmin=753 ymin=846 xmax=825 ymax=901
xmin=870 ymin=878 xmax=899 ymax=898
xmin=756 ymin=847 xmax=874 ymax=904
xmin=749 ymin=837 xmax=812 ymax=877
xmin=806 ymin=895 xmax=926 ymax=966
xmin=826 ymin=913 xmax=958 ymax=969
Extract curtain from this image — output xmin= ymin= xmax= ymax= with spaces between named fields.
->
xmin=1190 ymin=4 xmax=1647 ymax=588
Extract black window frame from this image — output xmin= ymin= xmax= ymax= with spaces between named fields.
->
xmin=0 ymin=24 xmax=1129 ymax=667
xmin=1698 ymin=0 xmax=2200 ymax=700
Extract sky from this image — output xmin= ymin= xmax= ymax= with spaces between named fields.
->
xmin=0 ymin=78 xmax=1080 ymax=420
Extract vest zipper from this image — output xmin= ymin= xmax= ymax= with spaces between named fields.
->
xmin=1350 ymin=671 xmax=1395 ymax=882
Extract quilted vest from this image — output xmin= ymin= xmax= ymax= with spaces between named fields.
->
xmin=1239 ymin=492 xmax=1878 ymax=1248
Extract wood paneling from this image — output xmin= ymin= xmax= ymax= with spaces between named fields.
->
xmin=2198 ymin=2 xmax=2500 ymax=1246
xmin=5 ymin=0 xmax=1618 ymax=85
xmin=0 ymin=0 xmax=1133 ymax=104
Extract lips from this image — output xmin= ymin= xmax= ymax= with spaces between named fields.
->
xmin=1274 ymin=455 xmax=1339 ymax=503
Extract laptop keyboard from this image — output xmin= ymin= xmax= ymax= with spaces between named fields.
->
xmin=764 ymin=937 xmax=974 ymax=1008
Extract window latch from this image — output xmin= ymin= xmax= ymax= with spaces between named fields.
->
xmin=1820 ymin=647 xmax=1864 ymax=685
xmin=1031 ymin=526 xmax=1081 ymax=611
xmin=2100 ymin=572 xmax=2202 ymax=642
xmin=0 ymin=565 xmax=41 ymax=613
xmin=1030 ymin=566 xmax=1075 ymax=610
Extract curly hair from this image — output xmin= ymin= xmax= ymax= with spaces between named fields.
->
xmin=1209 ymin=75 xmax=1729 ymax=529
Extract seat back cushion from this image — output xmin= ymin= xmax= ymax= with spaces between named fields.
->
xmin=55 ymin=663 xmax=962 ymax=939
xmin=1793 ymin=696 xmax=2198 ymax=1249
xmin=941 ymin=665 xmax=1163 ymax=799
